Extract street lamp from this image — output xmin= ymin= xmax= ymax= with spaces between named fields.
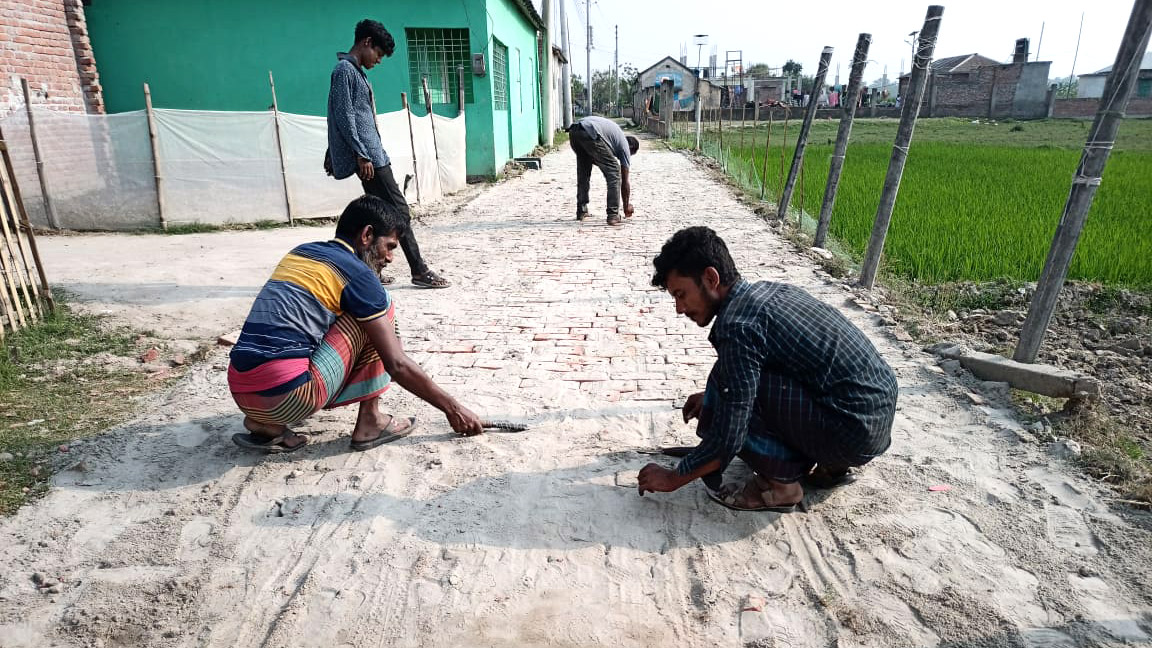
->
xmin=693 ymin=34 xmax=708 ymax=151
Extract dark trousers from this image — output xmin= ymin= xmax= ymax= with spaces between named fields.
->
xmin=568 ymin=126 xmax=621 ymax=218
xmin=699 ymin=372 xmax=892 ymax=486
xmin=361 ymin=165 xmax=428 ymax=276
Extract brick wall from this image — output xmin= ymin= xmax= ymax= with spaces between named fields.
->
xmin=0 ymin=0 xmax=104 ymax=117
xmin=1052 ymin=97 xmax=1152 ymax=119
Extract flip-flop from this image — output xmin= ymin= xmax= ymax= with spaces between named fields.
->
xmin=231 ymin=432 xmax=308 ymax=454
xmin=411 ymin=270 xmax=451 ymax=289
xmin=350 ymin=416 xmax=417 ymax=452
xmin=803 ymin=467 xmax=858 ymax=490
xmin=706 ymin=480 xmax=802 ymax=513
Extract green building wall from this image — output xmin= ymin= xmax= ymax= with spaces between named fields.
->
xmin=85 ymin=0 xmax=543 ymax=177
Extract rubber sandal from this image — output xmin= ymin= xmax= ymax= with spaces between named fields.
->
xmin=411 ymin=270 xmax=451 ymax=289
xmin=706 ymin=478 xmax=802 ymax=513
xmin=380 ymin=274 xmax=396 ymax=286
xmin=660 ymin=445 xmax=695 ymax=458
xmin=606 ymin=215 xmax=623 ymax=227
xmin=803 ymin=467 xmax=858 ymax=490
xmin=350 ymin=416 xmax=418 ymax=451
xmin=231 ymin=432 xmax=308 ymax=454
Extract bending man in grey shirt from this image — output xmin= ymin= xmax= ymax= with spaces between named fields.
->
xmin=568 ymin=116 xmax=639 ymax=227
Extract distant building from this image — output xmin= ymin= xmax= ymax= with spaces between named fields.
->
xmin=636 ymin=56 xmax=720 ymax=110
xmin=898 ymin=39 xmax=1051 ymax=119
xmin=1077 ymin=52 xmax=1152 ymax=99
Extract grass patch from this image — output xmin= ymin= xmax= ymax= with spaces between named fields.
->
xmin=670 ymin=117 xmax=1152 ymax=286
xmin=0 ymin=298 xmax=159 ymax=515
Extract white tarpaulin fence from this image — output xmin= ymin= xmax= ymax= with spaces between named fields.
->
xmin=0 ymin=104 xmax=466 ymax=230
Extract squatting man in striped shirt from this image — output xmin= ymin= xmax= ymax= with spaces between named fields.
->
xmin=227 ymin=196 xmax=484 ymax=453
xmin=637 ymin=227 xmax=899 ymax=512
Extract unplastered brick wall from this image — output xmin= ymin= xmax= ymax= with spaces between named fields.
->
xmin=0 ymin=0 xmax=104 ymax=117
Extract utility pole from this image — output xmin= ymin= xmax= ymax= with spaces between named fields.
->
xmin=559 ymin=0 xmax=572 ymax=126
xmin=1015 ymin=0 xmax=1152 ymax=362
xmin=585 ymin=0 xmax=591 ymax=115
xmin=693 ymin=34 xmax=708 ymax=150
xmin=614 ymin=25 xmax=619 ymax=117
xmin=858 ymin=5 xmax=945 ymax=289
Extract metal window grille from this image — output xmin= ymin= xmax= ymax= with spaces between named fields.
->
xmin=406 ymin=28 xmax=473 ymax=105
xmin=492 ymin=41 xmax=508 ymax=111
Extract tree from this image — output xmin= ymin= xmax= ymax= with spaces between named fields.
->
xmin=747 ymin=62 xmax=771 ymax=77
xmin=1052 ymin=76 xmax=1078 ymax=98
xmin=571 ymin=74 xmax=586 ymax=111
xmin=782 ymin=59 xmax=803 ymax=77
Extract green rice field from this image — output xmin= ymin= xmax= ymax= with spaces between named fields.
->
xmin=669 ymin=117 xmax=1152 ymax=286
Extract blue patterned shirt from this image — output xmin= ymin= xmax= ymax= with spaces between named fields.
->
xmin=327 ymin=53 xmax=390 ymax=179
xmin=676 ymin=280 xmax=899 ymax=477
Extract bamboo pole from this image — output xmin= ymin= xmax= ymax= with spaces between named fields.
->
xmin=422 ymin=75 xmax=442 ymax=168
xmin=268 ymin=71 xmax=295 ymax=225
xmin=814 ymin=33 xmax=872 ymax=248
xmin=0 ymin=170 xmax=36 ymax=323
xmin=20 ymin=78 xmax=59 ymax=230
xmin=777 ymin=109 xmax=790 ymax=203
xmin=0 ymin=141 xmax=39 ymax=322
xmin=457 ymin=66 xmax=467 ymax=116
xmin=1015 ymin=0 xmax=1152 ymax=362
xmin=0 ymin=178 xmax=27 ymax=329
xmin=0 ymin=128 xmax=53 ymax=314
xmin=858 ymin=6 xmax=944 ymax=289
xmin=760 ymin=109 xmax=774 ymax=201
xmin=143 ymin=83 xmax=167 ymax=231
xmin=777 ymin=46 xmax=834 ymax=222
xmin=401 ymin=92 xmax=422 ymax=204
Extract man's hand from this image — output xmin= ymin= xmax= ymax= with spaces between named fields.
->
xmin=357 ymin=157 xmax=375 ymax=181
xmin=682 ymin=391 xmax=705 ymax=424
xmin=447 ymin=404 xmax=484 ymax=436
xmin=624 ymin=204 xmax=635 ymax=218
xmin=638 ymin=463 xmax=687 ymax=496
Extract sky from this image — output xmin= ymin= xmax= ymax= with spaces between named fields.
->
xmin=533 ymin=0 xmax=1141 ymax=87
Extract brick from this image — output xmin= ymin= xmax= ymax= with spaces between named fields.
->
xmin=427 ymin=345 xmax=476 ymax=353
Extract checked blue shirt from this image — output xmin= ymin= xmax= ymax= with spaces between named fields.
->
xmin=676 ymin=280 xmax=899 ymax=477
xmin=327 ymin=53 xmax=390 ymax=180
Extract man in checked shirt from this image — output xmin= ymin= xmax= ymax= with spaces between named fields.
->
xmin=637 ymin=227 xmax=898 ymax=512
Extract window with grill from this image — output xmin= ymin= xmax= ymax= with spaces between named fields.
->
xmin=406 ymin=28 xmax=473 ymax=105
xmin=492 ymin=40 xmax=508 ymax=110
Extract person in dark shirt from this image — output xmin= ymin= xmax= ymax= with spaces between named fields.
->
xmin=637 ymin=227 xmax=898 ymax=512
xmin=327 ymin=19 xmax=450 ymax=289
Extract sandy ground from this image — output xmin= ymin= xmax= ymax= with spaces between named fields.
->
xmin=2 ymin=139 xmax=1151 ymax=648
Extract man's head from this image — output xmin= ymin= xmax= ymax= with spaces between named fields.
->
xmin=651 ymin=226 xmax=741 ymax=327
xmin=335 ymin=195 xmax=410 ymax=272
xmin=351 ymin=19 xmax=395 ymax=69
xmin=626 ymin=135 xmax=640 ymax=156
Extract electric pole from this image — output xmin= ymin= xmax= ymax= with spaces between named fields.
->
xmin=585 ymin=0 xmax=591 ymax=115
xmin=614 ymin=25 xmax=619 ymax=117
xmin=559 ymin=0 xmax=572 ymax=126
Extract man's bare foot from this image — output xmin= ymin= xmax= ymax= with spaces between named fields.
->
xmin=710 ymin=475 xmax=803 ymax=512
xmin=350 ymin=413 xmax=414 ymax=444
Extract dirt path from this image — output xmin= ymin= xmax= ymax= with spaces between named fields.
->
xmin=2 ymin=140 xmax=1151 ymax=647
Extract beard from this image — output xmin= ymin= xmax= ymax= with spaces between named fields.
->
xmin=358 ymin=240 xmax=385 ymax=271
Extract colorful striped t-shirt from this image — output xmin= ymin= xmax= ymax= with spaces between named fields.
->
xmin=228 ymin=237 xmax=392 ymax=395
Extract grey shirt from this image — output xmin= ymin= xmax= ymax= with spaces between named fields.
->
xmin=576 ymin=116 xmax=631 ymax=168
xmin=327 ymin=53 xmax=390 ymax=180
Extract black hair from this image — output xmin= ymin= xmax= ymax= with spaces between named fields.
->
xmin=354 ymin=19 xmax=395 ymax=56
xmin=651 ymin=226 xmax=741 ymax=289
xmin=626 ymin=135 xmax=640 ymax=155
xmin=335 ymin=195 xmax=409 ymax=241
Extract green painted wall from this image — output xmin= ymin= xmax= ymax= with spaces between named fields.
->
xmin=85 ymin=0 xmax=543 ymax=177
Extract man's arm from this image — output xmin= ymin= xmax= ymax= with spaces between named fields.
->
xmin=360 ymin=316 xmax=483 ymax=435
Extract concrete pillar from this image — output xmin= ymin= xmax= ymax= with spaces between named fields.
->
xmin=1045 ymin=83 xmax=1058 ymax=118
xmin=660 ymin=78 xmax=674 ymax=138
